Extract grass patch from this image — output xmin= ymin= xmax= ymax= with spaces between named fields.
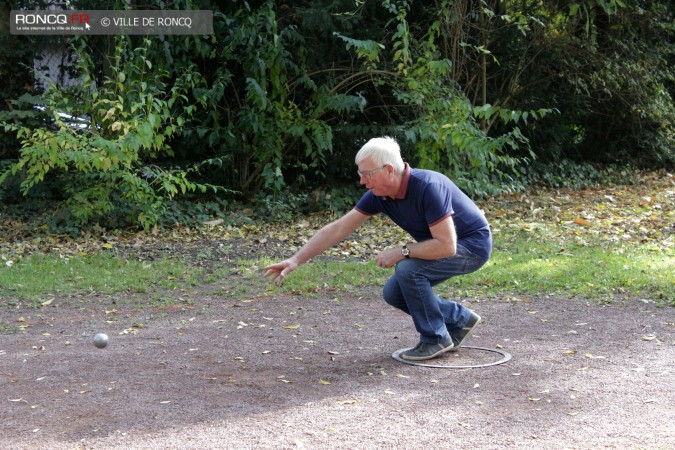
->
xmin=1 ymin=172 xmax=672 ymax=306
xmin=1 ymin=238 xmax=670 ymax=307
xmin=264 ymin=236 xmax=673 ymax=306
xmin=203 ymin=258 xmax=390 ymax=299
xmin=0 ymin=253 xmax=202 ymax=304
xmin=279 ymin=259 xmax=389 ymax=295
xmin=441 ymin=232 xmax=673 ymax=306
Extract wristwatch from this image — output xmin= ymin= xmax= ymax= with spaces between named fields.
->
xmin=401 ymin=245 xmax=410 ymax=258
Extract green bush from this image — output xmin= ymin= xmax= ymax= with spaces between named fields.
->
xmin=0 ymin=37 xmax=220 ymax=229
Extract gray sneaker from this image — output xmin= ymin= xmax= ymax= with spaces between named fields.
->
xmin=400 ymin=338 xmax=454 ymax=361
xmin=449 ymin=311 xmax=482 ymax=351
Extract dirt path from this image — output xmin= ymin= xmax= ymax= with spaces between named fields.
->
xmin=1 ymin=287 xmax=673 ymax=449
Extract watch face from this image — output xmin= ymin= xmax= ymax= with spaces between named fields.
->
xmin=402 ymin=246 xmax=410 ymax=256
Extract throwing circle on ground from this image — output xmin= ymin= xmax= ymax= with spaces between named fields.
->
xmin=391 ymin=345 xmax=512 ymax=369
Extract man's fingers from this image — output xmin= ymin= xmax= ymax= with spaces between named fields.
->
xmin=263 ymin=260 xmax=296 ymax=286
xmin=263 ymin=267 xmax=286 ymax=286
xmin=263 ymin=269 xmax=275 ymax=279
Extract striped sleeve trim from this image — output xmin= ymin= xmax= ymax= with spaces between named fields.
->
xmin=354 ymin=206 xmax=377 ymax=216
xmin=428 ymin=211 xmax=453 ymax=227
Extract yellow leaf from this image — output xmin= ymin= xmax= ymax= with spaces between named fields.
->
xmin=102 ymin=243 xmax=114 ymax=249
xmin=573 ymin=218 xmax=592 ymax=227
xmin=282 ymin=324 xmax=300 ymax=329
xmin=318 ymin=379 xmax=332 ymax=385
xmin=563 ymin=349 xmax=577 ymax=355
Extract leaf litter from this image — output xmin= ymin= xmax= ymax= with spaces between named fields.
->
xmin=0 ymin=171 xmax=669 ymax=266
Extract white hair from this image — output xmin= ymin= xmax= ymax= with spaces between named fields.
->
xmin=355 ymin=136 xmax=405 ymax=173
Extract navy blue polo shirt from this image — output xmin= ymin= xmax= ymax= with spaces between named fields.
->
xmin=355 ymin=164 xmax=492 ymax=259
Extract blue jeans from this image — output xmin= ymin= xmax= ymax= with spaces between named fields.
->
xmin=383 ymin=243 xmax=490 ymax=344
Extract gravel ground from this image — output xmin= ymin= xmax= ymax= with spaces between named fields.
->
xmin=1 ymin=288 xmax=673 ymax=449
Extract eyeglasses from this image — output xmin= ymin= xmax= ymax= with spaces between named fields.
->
xmin=357 ymin=165 xmax=388 ymax=180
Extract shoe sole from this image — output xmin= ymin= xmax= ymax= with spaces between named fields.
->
xmin=399 ymin=343 xmax=455 ymax=361
xmin=448 ymin=314 xmax=482 ymax=352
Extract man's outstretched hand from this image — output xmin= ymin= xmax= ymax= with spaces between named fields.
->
xmin=263 ymin=259 xmax=299 ymax=286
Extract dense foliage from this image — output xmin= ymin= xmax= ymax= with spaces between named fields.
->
xmin=0 ymin=0 xmax=673 ymax=229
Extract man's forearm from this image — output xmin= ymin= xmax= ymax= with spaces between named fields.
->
xmin=407 ymin=238 xmax=456 ymax=259
xmin=291 ymin=222 xmax=347 ymax=264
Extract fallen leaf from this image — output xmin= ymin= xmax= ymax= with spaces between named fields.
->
xmin=202 ymin=219 xmax=223 ymax=227
xmin=573 ymin=218 xmax=592 ymax=227
xmin=318 ymin=379 xmax=332 ymax=385
xmin=282 ymin=324 xmax=300 ymax=329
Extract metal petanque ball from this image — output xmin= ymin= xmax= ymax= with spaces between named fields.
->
xmin=93 ymin=333 xmax=109 ymax=349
